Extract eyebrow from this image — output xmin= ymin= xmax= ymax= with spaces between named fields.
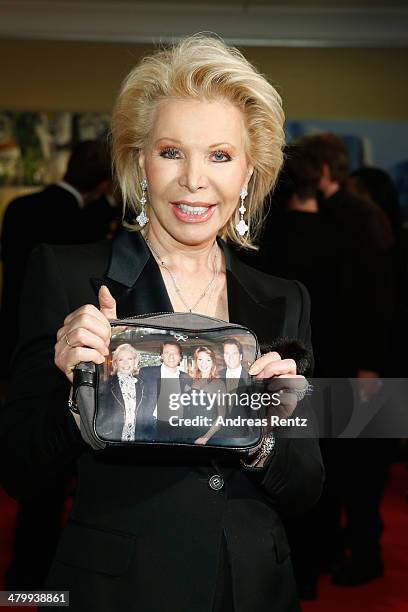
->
xmin=154 ymin=138 xmax=237 ymax=150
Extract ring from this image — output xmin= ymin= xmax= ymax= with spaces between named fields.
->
xmin=64 ymin=332 xmax=73 ymax=347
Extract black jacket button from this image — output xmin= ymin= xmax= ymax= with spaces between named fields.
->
xmin=209 ymin=474 xmax=224 ymax=491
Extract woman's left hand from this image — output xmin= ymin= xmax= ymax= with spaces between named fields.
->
xmin=249 ymin=351 xmax=308 ymax=419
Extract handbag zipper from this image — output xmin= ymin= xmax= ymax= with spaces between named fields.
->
xmin=114 ymin=312 xmax=234 ymax=325
xmin=110 ymin=317 xmax=255 ymax=336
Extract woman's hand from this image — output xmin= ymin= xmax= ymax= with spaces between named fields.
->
xmin=249 ymin=351 xmax=308 ymax=420
xmin=54 ymin=286 xmax=117 ymax=383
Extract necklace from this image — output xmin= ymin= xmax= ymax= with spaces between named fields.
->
xmin=145 ymin=237 xmax=219 ymax=313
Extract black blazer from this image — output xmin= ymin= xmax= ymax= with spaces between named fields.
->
xmin=219 ymin=366 xmax=250 ymax=386
xmin=0 ymin=184 xmax=83 ymax=376
xmin=139 ymin=365 xmax=193 ymax=421
xmin=0 ymin=228 xmax=324 ymax=612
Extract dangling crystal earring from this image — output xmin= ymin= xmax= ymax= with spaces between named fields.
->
xmin=235 ymin=187 xmax=249 ymax=236
xmin=136 ymin=178 xmax=149 ymax=227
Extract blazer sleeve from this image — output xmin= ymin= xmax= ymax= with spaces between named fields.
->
xmin=0 ymin=244 xmax=88 ymax=501
xmin=243 ymin=280 xmax=325 ymax=516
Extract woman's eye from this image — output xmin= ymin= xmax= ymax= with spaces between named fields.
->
xmin=211 ymin=151 xmax=231 ymax=162
xmin=160 ymin=147 xmax=180 ymax=159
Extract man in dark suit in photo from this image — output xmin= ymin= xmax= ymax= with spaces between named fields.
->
xmin=219 ymin=339 xmax=250 ymax=395
xmin=139 ymin=341 xmax=192 ymax=438
xmin=218 ymin=339 xmax=254 ymax=441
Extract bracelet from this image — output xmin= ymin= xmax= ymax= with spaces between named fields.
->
xmin=283 ymin=381 xmax=313 ymax=402
xmin=68 ymin=386 xmax=80 ymax=414
xmin=241 ymin=431 xmax=276 ymax=468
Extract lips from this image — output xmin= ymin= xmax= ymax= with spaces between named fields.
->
xmin=171 ymin=201 xmax=216 ymax=223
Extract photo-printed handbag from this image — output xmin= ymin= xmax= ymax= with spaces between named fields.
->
xmin=71 ymin=312 xmax=269 ymax=452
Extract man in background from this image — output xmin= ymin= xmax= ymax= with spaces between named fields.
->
xmin=295 ymin=134 xmax=396 ymax=589
xmin=0 ymin=139 xmax=114 ymax=591
xmin=298 ymin=133 xmax=395 ymax=379
xmin=0 ymin=138 xmax=113 ymax=379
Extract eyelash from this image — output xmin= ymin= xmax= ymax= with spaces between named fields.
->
xmin=159 ymin=147 xmax=232 ymax=162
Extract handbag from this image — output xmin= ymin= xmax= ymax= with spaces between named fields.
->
xmin=72 ymin=312 xmax=268 ymax=452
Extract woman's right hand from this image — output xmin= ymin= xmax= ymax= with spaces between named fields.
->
xmin=54 ymin=286 xmax=117 ymax=383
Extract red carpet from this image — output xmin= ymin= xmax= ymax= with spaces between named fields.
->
xmin=0 ymin=464 xmax=407 ymax=611
xmin=302 ymin=463 xmax=408 ymax=612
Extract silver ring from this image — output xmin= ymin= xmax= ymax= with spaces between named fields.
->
xmin=64 ymin=332 xmax=72 ymax=348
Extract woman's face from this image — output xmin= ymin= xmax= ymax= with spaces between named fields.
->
xmin=116 ymin=350 xmax=138 ymax=375
xmin=196 ymin=351 xmax=213 ymax=376
xmin=139 ymin=98 xmax=253 ymax=246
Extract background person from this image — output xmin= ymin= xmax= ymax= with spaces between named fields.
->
xmin=294 ymin=135 xmax=397 ymax=589
xmin=297 ymin=133 xmax=395 ymax=379
xmin=0 ymin=138 xmax=113 ymax=379
xmin=1 ymin=137 xmax=112 ymax=592
xmin=258 ymin=143 xmax=348 ymax=378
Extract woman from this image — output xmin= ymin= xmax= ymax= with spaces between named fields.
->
xmin=189 ymin=346 xmax=226 ymax=445
xmin=192 ymin=346 xmax=219 ymax=381
xmin=96 ymin=343 xmax=145 ymax=442
xmin=1 ymin=35 xmax=323 ymax=612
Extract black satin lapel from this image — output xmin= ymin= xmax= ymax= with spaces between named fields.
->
xmin=227 ymin=271 xmax=286 ymax=344
xmin=90 ymin=228 xmax=172 ymax=318
xmin=111 ymin=378 xmax=125 ymax=410
xmin=91 ymin=256 xmax=173 ymax=318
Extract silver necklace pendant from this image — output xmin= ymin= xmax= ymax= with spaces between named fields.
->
xmin=146 ymin=237 xmax=219 ymax=313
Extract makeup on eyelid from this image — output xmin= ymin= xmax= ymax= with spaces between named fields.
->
xmin=139 ymin=99 xmax=253 ymax=241
xmin=157 ymin=146 xmax=233 ymax=162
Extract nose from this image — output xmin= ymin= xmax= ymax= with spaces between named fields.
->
xmin=178 ymin=155 xmax=208 ymax=192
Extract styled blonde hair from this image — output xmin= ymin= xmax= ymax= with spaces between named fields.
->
xmin=112 ymin=343 xmax=140 ymax=375
xmin=111 ymin=34 xmax=285 ymax=249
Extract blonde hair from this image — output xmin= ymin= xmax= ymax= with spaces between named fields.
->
xmin=112 ymin=343 xmax=140 ymax=375
xmin=111 ymin=34 xmax=285 ymax=249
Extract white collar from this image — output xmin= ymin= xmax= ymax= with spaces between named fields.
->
xmin=226 ymin=366 xmax=242 ymax=378
xmin=161 ymin=363 xmax=180 ymax=377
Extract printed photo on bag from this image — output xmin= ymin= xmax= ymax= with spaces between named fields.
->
xmin=95 ymin=325 xmax=266 ymax=448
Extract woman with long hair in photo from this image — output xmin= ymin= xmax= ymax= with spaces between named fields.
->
xmin=188 ymin=345 xmax=226 ymax=445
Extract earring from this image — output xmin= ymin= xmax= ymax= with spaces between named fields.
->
xmin=235 ymin=187 xmax=249 ymax=236
xmin=136 ymin=178 xmax=149 ymax=227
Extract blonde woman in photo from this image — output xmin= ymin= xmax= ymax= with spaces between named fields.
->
xmin=96 ymin=343 xmax=146 ymax=442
